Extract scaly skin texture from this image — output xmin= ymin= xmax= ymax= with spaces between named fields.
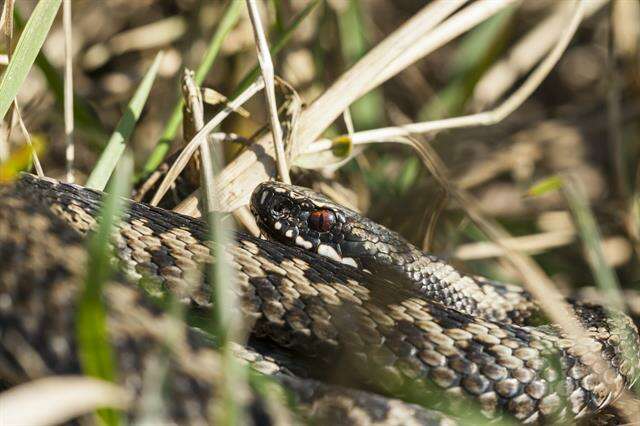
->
xmin=0 ymin=179 xmax=454 ymax=426
xmin=251 ymin=181 xmax=537 ymax=324
xmin=3 ymin=174 xmax=640 ymax=423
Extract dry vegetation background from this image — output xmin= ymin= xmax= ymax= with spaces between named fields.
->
xmin=1 ymin=0 xmax=640 ymax=423
xmin=4 ymin=0 xmax=639 ymax=298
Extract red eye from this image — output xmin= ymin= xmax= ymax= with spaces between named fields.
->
xmin=308 ymin=210 xmax=335 ymax=232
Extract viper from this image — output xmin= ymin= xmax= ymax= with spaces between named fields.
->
xmin=1 ymin=173 xmax=638 ymax=424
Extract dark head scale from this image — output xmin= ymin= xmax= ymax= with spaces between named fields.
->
xmin=250 ymin=180 xmax=419 ymax=274
xmin=250 ymin=181 xmax=361 ymax=266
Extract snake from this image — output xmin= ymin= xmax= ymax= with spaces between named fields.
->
xmin=1 ymin=173 xmax=639 ymax=424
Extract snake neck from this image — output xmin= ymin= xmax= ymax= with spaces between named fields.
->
xmin=251 ymin=181 xmax=537 ymax=323
xmin=344 ymin=218 xmax=507 ymax=320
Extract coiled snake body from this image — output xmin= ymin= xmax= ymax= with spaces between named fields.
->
xmin=1 ymin=174 xmax=639 ymax=424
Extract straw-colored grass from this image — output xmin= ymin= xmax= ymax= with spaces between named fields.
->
xmin=1 ymin=0 xmax=639 ymax=423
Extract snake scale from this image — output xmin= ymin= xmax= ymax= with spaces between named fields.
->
xmin=1 ymin=173 xmax=639 ymax=424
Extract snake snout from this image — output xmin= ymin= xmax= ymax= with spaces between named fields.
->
xmin=250 ymin=182 xmax=273 ymax=214
xmin=250 ymin=182 xmax=298 ymax=244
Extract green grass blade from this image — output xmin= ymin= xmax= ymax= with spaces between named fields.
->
xmin=337 ymin=0 xmax=383 ymax=129
xmin=12 ymin=8 xmax=108 ymax=147
xmin=76 ymin=153 xmax=133 ymax=426
xmin=528 ymin=175 xmax=563 ymax=196
xmin=562 ymin=176 xmax=625 ymax=311
xmin=562 ymin=176 xmax=639 ymax=398
xmin=419 ymin=6 xmax=515 ymax=120
xmin=205 ymin=149 xmax=246 ymax=426
xmin=140 ymin=0 xmax=319 ymax=179
xmin=86 ymin=52 xmax=163 ymax=190
xmin=139 ymin=1 xmax=243 ymax=179
xmin=0 ymin=0 xmax=62 ymax=121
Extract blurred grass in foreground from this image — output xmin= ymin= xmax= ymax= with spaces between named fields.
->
xmin=1 ymin=0 xmax=639 ymax=423
xmin=76 ymin=153 xmax=133 ymax=426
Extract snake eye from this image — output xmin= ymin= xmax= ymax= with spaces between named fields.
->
xmin=308 ymin=210 xmax=336 ymax=232
xmin=271 ymin=199 xmax=293 ymax=218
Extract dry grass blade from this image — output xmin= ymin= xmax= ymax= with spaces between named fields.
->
xmin=63 ymin=0 xmax=74 ymax=183
xmin=202 ymin=88 xmax=250 ymax=117
xmin=472 ymin=0 xmax=607 ymax=108
xmin=0 ymin=376 xmax=131 ymax=426
xmin=337 ymin=0 xmax=585 ymax=144
xmin=0 ymin=0 xmax=43 ymax=178
xmin=86 ymin=51 xmax=164 ymax=190
xmin=245 ymin=0 xmax=290 ymax=184
xmin=182 ymin=69 xmax=214 ymax=213
xmin=181 ymin=68 xmax=249 ymax=425
xmin=149 ymin=78 xmax=265 ymax=206
xmin=454 ymin=230 xmax=575 ymax=260
xmin=370 ymin=0 xmax=516 ymax=91
xmin=410 ymin=136 xmax=638 ymax=420
xmin=422 ymin=189 xmax=448 ymax=252
xmin=293 ymin=0 xmax=466 ymax=151
xmin=343 ymin=107 xmax=355 ymax=135
xmin=210 ymin=0 xmax=520 ymax=211
xmin=13 ymin=100 xmax=44 ymax=177
xmin=0 ymin=0 xmax=14 ymax=163
xmin=0 ymin=0 xmax=61 ymax=121
xmin=0 ymin=0 xmax=15 ymax=42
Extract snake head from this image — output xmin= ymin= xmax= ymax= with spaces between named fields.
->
xmin=250 ymin=181 xmax=416 ymax=272
xmin=250 ymin=181 xmax=365 ymax=267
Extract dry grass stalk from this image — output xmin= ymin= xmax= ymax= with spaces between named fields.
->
xmin=0 ymin=376 xmax=131 ymax=426
xmin=454 ymin=230 xmax=575 ymax=260
xmin=201 ymin=88 xmax=250 ymax=118
xmin=0 ymin=0 xmax=44 ymax=177
xmin=174 ymin=72 xmax=258 ymax=233
xmin=293 ymin=0 xmax=470 ymax=151
xmin=334 ymin=0 xmax=584 ymax=144
xmin=421 ymin=189 xmax=448 ymax=252
xmin=0 ymin=0 xmax=14 ymax=53
xmin=181 ymin=70 xmax=215 ymax=213
xmin=0 ymin=0 xmax=43 ymax=177
xmin=0 ymin=0 xmax=14 ymax=80
xmin=245 ymin=0 xmax=290 ymax=184
xmin=208 ymin=0 xmax=521 ymax=211
xmin=14 ymin=100 xmax=44 ymax=177
xmin=181 ymin=69 xmax=249 ymax=425
xmin=63 ymin=0 xmax=74 ymax=183
xmin=411 ymin=136 xmax=637 ymax=421
xmin=0 ymin=0 xmax=13 ymax=162
xmin=343 ymin=107 xmax=355 ymax=136
xmin=472 ymin=0 xmax=608 ymax=109
xmin=370 ymin=0 xmax=517 ymax=91
xmin=149 ymin=77 xmax=265 ymax=206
